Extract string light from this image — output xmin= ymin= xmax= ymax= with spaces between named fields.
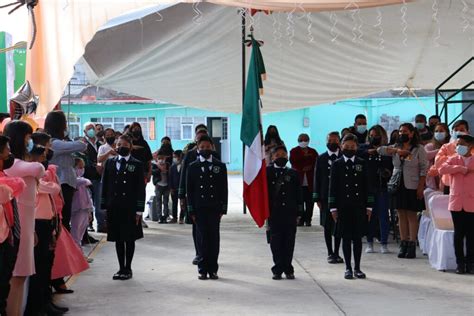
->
xmin=330 ymin=11 xmax=339 ymax=43
xmin=155 ymin=10 xmax=163 ymax=22
xmin=271 ymin=13 xmax=283 ymax=47
xmin=461 ymin=0 xmax=472 ymax=33
xmin=306 ymin=12 xmax=315 ymax=43
xmin=432 ymin=0 xmax=440 ymax=47
xmin=374 ymin=7 xmax=385 ymax=50
xmin=192 ymin=0 xmax=203 ymax=25
xmin=400 ymin=0 xmax=408 ymax=46
xmin=286 ymin=7 xmax=296 ymax=46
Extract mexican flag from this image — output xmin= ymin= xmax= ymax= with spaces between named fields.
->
xmin=240 ymin=36 xmax=269 ymax=228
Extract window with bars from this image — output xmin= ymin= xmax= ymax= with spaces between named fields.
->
xmin=165 ymin=117 xmax=206 ymax=140
xmin=90 ymin=117 xmax=156 ymax=140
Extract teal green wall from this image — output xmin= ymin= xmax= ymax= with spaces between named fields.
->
xmin=66 ymin=95 xmax=463 ymax=172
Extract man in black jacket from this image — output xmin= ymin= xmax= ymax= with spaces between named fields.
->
xmin=267 ymin=145 xmax=303 ymax=280
xmin=186 ymin=136 xmax=228 ymax=280
xmin=314 ymin=131 xmax=344 ymax=264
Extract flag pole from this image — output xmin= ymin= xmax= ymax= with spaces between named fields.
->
xmin=241 ymin=8 xmax=247 ymax=215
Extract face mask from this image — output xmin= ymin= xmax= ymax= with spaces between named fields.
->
xmin=199 ymin=149 xmax=212 ymax=159
xmin=274 ymin=157 xmax=288 ymax=167
xmin=27 ymin=139 xmax=34 ymax=152
xmin=86 ymin=129 xmax=96 ymax=138
xmin=434 ymin=132 xmax=446 ymax=142
xmin=398 ymin=134 xmax=409 ymax=143
xmin=456 ymin=145 xmax=469 ymax=156
xmin=106 ymin=137 xmax=116 ymax=145
xmin=299 ymin=141 xmax=309 ymax=148
xmin=415 ymin=123 xmax=425 ymax=130
xmin=173 ymin=158 xmax=178 ymax=164
xmin=356 ymin=125 xmax=367 ymax=134
xmin=117 ymin=147 xmax=131 ymax=157
xmin=46 ymin=149 xmax=54 ymax=161
xmin=369 ymin=136 xmax=382 ymax=146
xmin=452 ymin=131 xmax=467 ymax=140
xmin=327 ymin=143 xmax=339 ymax=152
xmin=2 ymin=154 xmax=15 ymax=170
xmin=76 ymin=168 xmax=85 ymax=177
xmin=132 ymin=130 xmax=141 ymax=138
xmin=342 ymin=149 xmax=356 ymax=159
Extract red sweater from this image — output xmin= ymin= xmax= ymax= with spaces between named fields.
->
xmin=289 ymin=146 xmax=318 ymax=192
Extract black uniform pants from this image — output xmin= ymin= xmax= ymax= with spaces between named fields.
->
xmin=451 ymin=210 xmax=474 ymax=265
xmin=171 ymin=190 xmax=179 ymax=219
xmin=61 ymin=184 xmax=75 ymax=231
xmin=302 ymin=187 xmax=314 ymax=224
xmin=195 ymin=209 xmax=221 ymax=274
xmin=25 ymin=220 xmax=54 ymax=315
xmin=269 ymin=223 xmax=296 ymax=275
xmin=0 ymin=237 xmax=18 ymax=315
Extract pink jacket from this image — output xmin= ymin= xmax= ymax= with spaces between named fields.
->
xmin=0 ymin=184 xmax=14 ymax=243
xmin=36 ymin=167 xmax=62 ymax=220
xmin=439 ymin=155 xmax=474 ymax=212
xmin=434 ymin=142 xmax=456 ymax=187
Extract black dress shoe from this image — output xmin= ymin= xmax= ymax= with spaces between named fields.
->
xmin=52 ymin=285 xmax=74 ymax=294
xmin=455 ymin=264 xmax=466 ymax=274
xmin=354 ymin=270 xmax=366 ymax=279
xmin=113 ymin=270 xmax=124 ymax=280
xmin=327 ymin=254 xmax=337 ymax=264
xmin=209 ymin=273 xmax=219 ymax=280
xmin=192 ymin=256 xmax=200 ymax=265
xmin=272 ymin=274 xmax=282 ymax=280
xmin=466 ymin=263 xmax=474 ymax=274
xmin=50 ymin=302 xmax=69 ymax=313
xmin=285 ymin=273 xmax=295 ymax=280
xmin=198 ymin=273 xmax=208 ymax=280
xmin=344 ymin=269 xmax=353 ymax=280
xmin=335 ymin=256 xmax=344 ymax=264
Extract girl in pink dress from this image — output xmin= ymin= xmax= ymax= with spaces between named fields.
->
xmin=3 ymin=121 xmax=45 ymax=316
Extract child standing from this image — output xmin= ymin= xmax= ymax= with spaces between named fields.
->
xmin=169 ymin=150 xmax=183 ymax=224
xmin=439 ymin=134 xmax=474 ymax=274
xmin=267 ymin=145 xmax=303 ymax=280
xmin=329 ymin=134 xmax=373 ymax=280
xmin=101 ymin=135 xmax=145 ymax=280
xmin=152 ymin=150 xmax=170 ymax=224
xmin=71 ymin=158 xmax=94 ymax=248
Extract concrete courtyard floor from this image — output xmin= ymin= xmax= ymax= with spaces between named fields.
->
xmin=60 ymin=176 xmax=473 ymax=315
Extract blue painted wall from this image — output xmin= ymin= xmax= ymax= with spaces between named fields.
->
xmin=66 ymin=95 xmax=463 ymax=172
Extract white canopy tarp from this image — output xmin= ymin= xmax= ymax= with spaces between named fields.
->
xmin=82 ymin=0 xmax=474 ymax=113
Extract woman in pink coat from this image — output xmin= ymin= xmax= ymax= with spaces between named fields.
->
xmin=424 ymin=123 xmax=450 ymax=190
xmin=3 ymin=121 xmax=45 ymax=316
xmin=439 ymin=134 xmax=474 ymax=275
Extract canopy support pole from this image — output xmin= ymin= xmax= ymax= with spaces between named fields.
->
xmin=241 ymin=9 xmax=247 ymax=215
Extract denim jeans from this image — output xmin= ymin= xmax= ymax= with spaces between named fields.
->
xmin=367 ymin=191 xmax=390 ymax=245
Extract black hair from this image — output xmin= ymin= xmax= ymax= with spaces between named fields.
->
xmin=328 ymin=131 xmax=341 ymax=140
xmin=264 ymin=125 xmax=283 ymax=146
xmin=123 ymin=125 xmax=130 ymax=133
xmin=272 ymin=145 xmax=288 ymax=155
xmin=429 ymin=115 xmax=441 ymax=121
xmin=173 ymin=150 xmax=183 ymax=158
xmin=30 ymin=145 xmax=46 ymax=157
xmin=354 ymin=114 xmax=367 ymax=122
xmin=44 ymin=111 xmax=67 ymax=139
xmin=74 ymin=157 xmax=84 ymax=166
xmin=31 ymin=132 xmax=51 ymax=146
xmin=104 ymin=128 xmax=115 ymax=134
xmin=458 ymin=134 xmax=474 ymax=145
xmin=0 ymin=135 xmax=10 ymax=152
xmin=342 ymin=133 xmax=359 ymax=144
xmin=415 ymin=114 xmax=427 ymax=122
xmin=197 ymin=135 xmax=214 ymax=145
xmin=452 ymin=119 xmax=469 ymax=131
xmin=195 ymin=124 xmax=208 ymax=132
xmin=398 ymin=123 xmax=420 ymax=147
xmin=161 ymin=136 xmax=171 ymax=142
xmin=119 ymin=134 xmax=133 ymax=145
xmin=4 ymin=120 xmax=33 ymax=159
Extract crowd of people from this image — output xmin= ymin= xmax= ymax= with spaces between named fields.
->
xmin=0 ymin=108 xmax=473 ymax=315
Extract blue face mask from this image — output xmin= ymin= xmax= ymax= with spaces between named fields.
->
xmin=27 ymin=138 xmax=34 ymax=153
xmin=434 ymin=132 xmax=446 ymax=142
xmin=452 ymin=131 xmax=467 ymax=141
xmin=356 ymin=125 xmax=367 ymax=134
xmin=415 ymin=122 xmax=425 ymax=130
xmin=456 ymin=145 xmax=469 ymax=156
xmin=86 ymin=129 xmax=96 ymax=138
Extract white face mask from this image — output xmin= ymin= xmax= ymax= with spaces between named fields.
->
xmin=451 ymin=131 xmax=467 ymax=141
xmin=299 ymin=141 xmax=309 ymax=148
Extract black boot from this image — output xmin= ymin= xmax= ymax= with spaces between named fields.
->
xmin=455 ymin=263 xmax=466 ymax=274
xmin=398 ymin=240 xmax=408 ymax=258
xmin=405 ymin=241 xmax=416 ymax=259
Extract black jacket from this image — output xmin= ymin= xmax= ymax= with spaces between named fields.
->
xmin=267 ymin=166 xmax=303 ymax=224
xmin=178 ymin=148 xmax=220 ymax=199
xmin=328 ymin=156 xmax=373 ymax=210
xmin=82 ymin=138 xmax=101 ymax=181
xmin=313 ymin=151 xmax=342 ymax=204
xmin=101 ymin=156 xmax=146 ymax=214
xmin=186 ymin=157 xmax=228 ymax=215
xmin=169 ymin=163 xmax=181 ymax=190
xmin=359 ymin=144 xmax=393 ymax=192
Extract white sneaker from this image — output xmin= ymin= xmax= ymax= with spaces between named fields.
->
xmin=380 ymin=244 xmax=390 ymax=254
xmin=365 ymin=242 xmax=375 ymax=253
